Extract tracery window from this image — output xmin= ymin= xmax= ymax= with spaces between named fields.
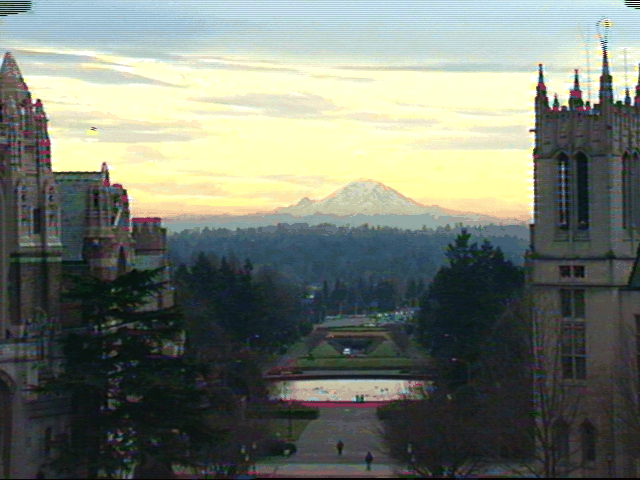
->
xmin=576 ymin=153 xmax=589 ymax=230
xmin=560 ymin=289 xmax=586 ymax=380
xmin=17 ymin=184 xmax=30 ymax=235
xmin=558 ymin=154 xmax=571 ymax=229
xmin=624 ymin=153 xmax=632 ymax=229
xmin=45 ymin=186 xmax=58 ymax=236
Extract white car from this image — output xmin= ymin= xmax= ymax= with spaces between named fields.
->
xmin=342 ymin=348 xmax=351 ymax=355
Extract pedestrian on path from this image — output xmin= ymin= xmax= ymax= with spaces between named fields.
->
xmin=337 ymin=440 xmax=344 ymax=455
xmin=365 ymin=451 xmax=373 ymax=471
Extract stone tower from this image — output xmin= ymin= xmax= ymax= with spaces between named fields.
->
xmin=527 ymin=38 xmax=640 ymax=476
xmin=131 ymin=217 xmax=174 ymax=312
xmin=0 ymin=52 xmax=61 ymax=338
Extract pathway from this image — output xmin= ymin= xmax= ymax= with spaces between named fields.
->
xmin=256 ymin=406 xmax=402 ymax=477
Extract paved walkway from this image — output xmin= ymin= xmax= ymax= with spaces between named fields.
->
xmin=256 ymin=406 xmax=399 ymax=477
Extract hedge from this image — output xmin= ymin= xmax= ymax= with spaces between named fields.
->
xmin=309 ymin=342 xmax=341 ymax=357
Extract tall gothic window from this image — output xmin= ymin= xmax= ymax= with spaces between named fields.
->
xmin=33 ymin=207 xmax=42 ymax=235
xmin=46 ymin=186 xmax=58 ymax=236
xmin=576 ymin=153 xmax=589 ymax=230
xmin=580 ymin=420 xmax=596 ymax=463
xmin=634 ymin=154 xmax=640 ymax=228
xmin=558 ymin=154 xmax=571 ymax=229
xmin=17 ymin=184 xmax=29 ymax=235
xmin=623 ymin=153 xmax=632 ymax=229
xmin=560 ymin=289 xmax=586 ymax=380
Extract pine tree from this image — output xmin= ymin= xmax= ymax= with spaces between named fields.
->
xmin=36 ymin=268 xmax=215 ymax=479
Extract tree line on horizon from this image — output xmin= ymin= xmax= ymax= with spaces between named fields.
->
xmin=167 ymin=222 xmax=529 ymax=297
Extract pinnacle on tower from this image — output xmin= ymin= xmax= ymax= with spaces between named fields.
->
xmin=536 ymin=64 xmax=549 ymax=110
xmin=635 ymin=63 xmax=640 ymax=106
xmin=599 ymin=45 xmax=614 ymax=105
xmin=569 ymin=69 xmax=584 ymax=110
xmin=552 ymin=93 xmax=560 ymax=111
xmin=625 ymin=87 xmax=631 ymax=106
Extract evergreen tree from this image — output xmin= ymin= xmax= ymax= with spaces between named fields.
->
xmin=416 ymin=230 xmax=524 ymax=385
xmin=36 ymin=268 xmax=214 ymax=479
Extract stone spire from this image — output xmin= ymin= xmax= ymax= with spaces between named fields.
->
xmin=569 ymin=69 xmax=584 ymax=110
xmin=599 ymin=45 xmax=614 ymax=105
xmin=552 ymin=93 xmax=560 ymax=111
xmin=536 ymin=64 xmax=549 ymax=110
xmin=0 ymin=52 xmax=27 ymax=91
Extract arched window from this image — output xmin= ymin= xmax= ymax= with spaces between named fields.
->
xmin=580 ymin=419 xmax=596 ymax=463
xmin=623 ymin=153 xmax=632 ymax=229
xmin=46 ymin=185 xmax=58 ymax=236
xmin=16 ymin=184 xmax=29 ymax=235
xmin=552 ymin=419 xmax=570 ymax=461
xmin=576 ymin=152 xmax=589 ymax=230
xmin=557 ymin=154 xmax=571 ymax=229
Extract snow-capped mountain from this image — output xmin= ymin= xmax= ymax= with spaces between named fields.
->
xmin=274 ymin=179 xmax=443 ymax=216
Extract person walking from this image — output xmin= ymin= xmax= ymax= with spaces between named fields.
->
xmin=336 ymin=440 xmax=344 ymax=456
xmin=365 ymin=451 xmax=373 ymax=471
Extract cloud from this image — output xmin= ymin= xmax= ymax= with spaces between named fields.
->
xmin=333 ymin=62 xmax=540 ymax=73
xmin=123 ymin=145 xmax=168 ymax=164
xmin=310 ymin=73 xmax=375 ymax=83
xmin=26 ymin=63 xmax=184 ymax=87
xmin=341 ymin=111 xmax=441 ymax=130
xmin=48 ymin=111 xmax=208 ymax=143
xmin=189 ymin=92 xmax=343 ymax=118
xmin=259 ymin=174 xmax=344 ymax=187
xmin=407 ymin=125 xmax=532 ymax=151
xmin=128 ymin=182 xmax=228 ymax=197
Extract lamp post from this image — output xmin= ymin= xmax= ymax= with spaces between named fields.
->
xmin=288 ymin=397 xmax=293 ymax=440
xmin=407 ymin=443 xmax=414 ymax=476
xmin=606 ymin=452 xmax=614 ymax=478
xmin=443 ymin=334 xmax=471 ymax=384
xmin=246 ymin=334 xmax=259 ymax=350
xmin=251 ymin=441 xmax=257 ymax=475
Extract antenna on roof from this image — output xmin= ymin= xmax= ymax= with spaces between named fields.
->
xmin=624 ymin=47 xmax=629 ymax=89
xmin=577 ymin=24 xmax=592 ymax=106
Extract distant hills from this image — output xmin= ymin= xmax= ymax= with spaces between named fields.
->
xmin=162 ymin=179 xmax=529 ymax=234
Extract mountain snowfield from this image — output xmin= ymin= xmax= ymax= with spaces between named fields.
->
xmin=275 ymin=179 xmax=443 ymax=216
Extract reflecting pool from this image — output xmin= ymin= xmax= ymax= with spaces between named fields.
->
xmin=268 ymin=378 xmax=433 ymax=402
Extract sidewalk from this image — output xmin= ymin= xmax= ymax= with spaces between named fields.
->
xmin=256 ymin=463 xmax=399 ymax=477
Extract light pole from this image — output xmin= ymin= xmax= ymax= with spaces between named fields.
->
xmin=606 ymin=452 xmax=614 ymax=478
xmin=443 ymin=334 xmax=471 ymax=384
xmin=407 ymin=443 xmax=415 ymax=476
xmin=287 ymin=397 xmax=293 ymax=440
xmin=246 ymin=334 xmax=259 ymax=350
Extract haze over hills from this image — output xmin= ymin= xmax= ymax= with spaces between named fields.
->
xmin=162 ymin=179 xmax=529 ymax=235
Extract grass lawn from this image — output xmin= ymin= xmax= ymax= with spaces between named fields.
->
xmin=295 ymin=357 xmax=414 ymax=369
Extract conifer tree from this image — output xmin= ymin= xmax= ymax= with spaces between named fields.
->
xmin=36 ymin=268 xmax=215 ymax=479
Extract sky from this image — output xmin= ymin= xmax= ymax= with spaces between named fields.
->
xmin=2 ymin=0 xmax=639 ymax=222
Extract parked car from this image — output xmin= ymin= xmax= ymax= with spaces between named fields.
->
xmin=342 ymin=348 xmax=351 ymax=355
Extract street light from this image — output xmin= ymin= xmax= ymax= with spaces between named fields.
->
xmin=606 ymin=452 xmax=614 ymax=477
xmin=407 ymin=443 xmax=415 ymax=475
xmin=246 ymin=334 xmax=259 ymax=350
xmin=443 ymin=334 xmax=471 ymax=384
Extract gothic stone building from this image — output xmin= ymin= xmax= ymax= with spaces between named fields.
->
xmin=0 ymin=52 xmax=175 ymax=478
xmin=526 ymin=43 xmax=640 ymax=477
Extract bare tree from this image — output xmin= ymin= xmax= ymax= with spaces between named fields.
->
xmin=476 ymin=293 xmax=587 ymax=477
xmin=376 ymin=382 xmax=490 ymax=478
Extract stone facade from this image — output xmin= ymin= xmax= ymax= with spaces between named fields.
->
xmin=526 ymin=43 xmax=640 ymax=477
xmin=0 ymin=52 xmax=175 ymax=478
